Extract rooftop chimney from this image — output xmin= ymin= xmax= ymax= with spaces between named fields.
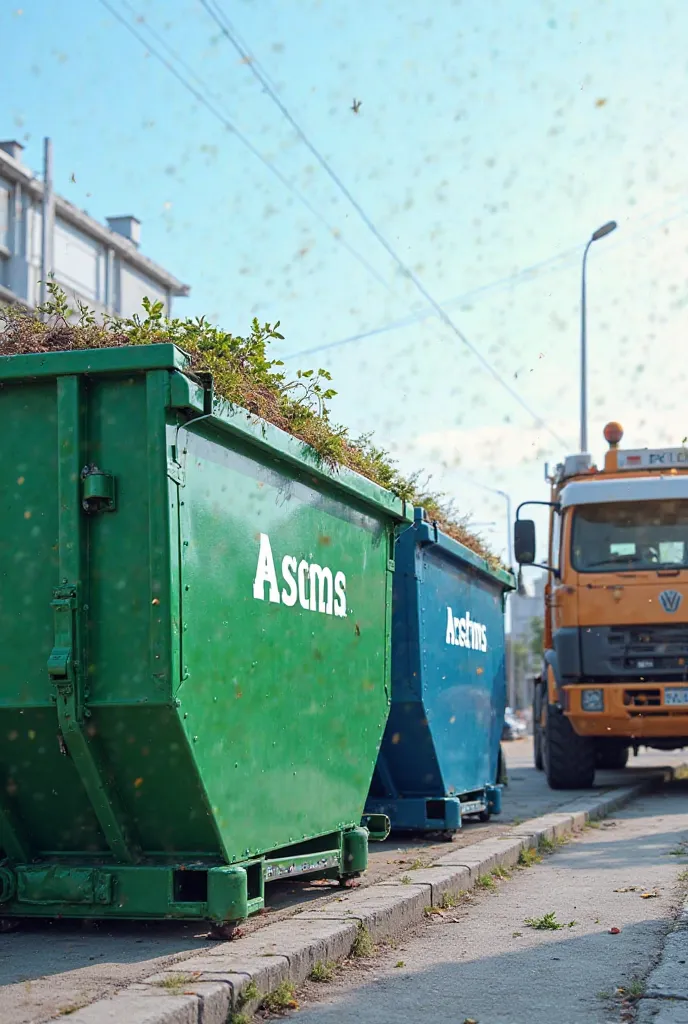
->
xmin=0 ymin=140 xmax=25 ymax=162
xmin=106 ymin=215 xmax=141 ymax=248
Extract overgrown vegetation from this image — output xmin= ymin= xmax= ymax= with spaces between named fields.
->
xmin=0 ymin=286 xmax=497 ymax=564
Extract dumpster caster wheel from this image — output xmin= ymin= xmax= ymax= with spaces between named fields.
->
xmin=439 ymin=831 xmax=456 ymax=842
xmin=338 ymin=875 xmax=361 ymax=889
xmin=478 ymin=810 xmax=491 ymax=823
xmin=207 ymin=922 xmax=245 ymax=941
xmin=0 ymin=919 xmax=20 ymax=934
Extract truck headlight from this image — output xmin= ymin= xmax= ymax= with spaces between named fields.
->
xmin=581 ymin=688 xmax=604 ymax=712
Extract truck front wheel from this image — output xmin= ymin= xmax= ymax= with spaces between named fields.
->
xmin=545 ymin=704 xmax=595 ymax=790
xmin=595 ymin=743 xmax=629 ymax=771
xmin=533 ymin=681 xmax=545 ymax=771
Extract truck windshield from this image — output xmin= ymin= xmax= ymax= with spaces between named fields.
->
xmin=571 ymin=500 xmax=688 ymax=572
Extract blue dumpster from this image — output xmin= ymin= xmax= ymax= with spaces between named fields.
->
xmin=364 ymin=508 xmax=515 ymax=833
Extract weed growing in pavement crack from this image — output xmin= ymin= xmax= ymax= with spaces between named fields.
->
xmin=262 ymin=981 xmax=299 ymax=1013
xmin=351 ymin=923 xmax=375 ymax=958
xmin=627 ymin=978 xmax=646 ymax=999
xmin=538 ymin=836 xmax=556 ymax=853
xmin=409 ymin=858 xmax=425 ymax=870
xmin=240 ymin=980 xmax=259 ymax=1006
xmin=518 ymin=848 xmax=542 ymax=868
xmin=400 ymin=875 xmax=412 ymax=885
xmin=492 ymin=865 xmax=511 ymax=880
xmin=678 ymin=869 xmax=688 ymax=883
xmin=154 ymin=973 xmax=198 ymax=995
xmin=229 ymin=1015 xmax=251 ymax=1024
xmin=525 ymin=912 xmax=576 ymax=931
xmin=310 ymin=961 xmax=335 ymax=983
xmin=476 ymin=873 xmax=496 ymax=890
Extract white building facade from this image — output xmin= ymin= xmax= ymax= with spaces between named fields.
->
xmin=0 ymin=140 xmax=188 ymax=317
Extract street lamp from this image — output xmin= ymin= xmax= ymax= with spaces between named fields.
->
xmin=580 ymin=220 xmax=617 ymax=452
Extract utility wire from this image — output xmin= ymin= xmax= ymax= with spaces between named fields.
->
xmin=287 ymin=198 xmax=688 ymax=361
xmin=98 ymin=0 xmax=392 ymax=290
xmin=200 ymin=0 xmax=569 ymax=447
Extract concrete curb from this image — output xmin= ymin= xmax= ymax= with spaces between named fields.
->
xmin=65 ymin=782 xmax=652 ymax=1023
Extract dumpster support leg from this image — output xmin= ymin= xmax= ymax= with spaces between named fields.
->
xmin=51 ymin=376 xmax=140 ymax=865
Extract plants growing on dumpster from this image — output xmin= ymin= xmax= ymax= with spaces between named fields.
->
xmin=0 ymin=286 xmax=497 ymax=565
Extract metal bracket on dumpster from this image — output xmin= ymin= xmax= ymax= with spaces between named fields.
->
xmin=361 ymin=813 xmax=391 ymax=842
xmin=48 ymin=586 xmax=80 ymax=713
xmin=47 ymin=586 xmax=140 ymax=865
xmin=80 ymin=465 xmax=116 ymax=515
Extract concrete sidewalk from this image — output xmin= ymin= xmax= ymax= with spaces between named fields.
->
xmin=294 ymin=783 xmax=688 ymax=1024
xmin=2 ymin=746 xmax=685 ymax=1023
xmin=37 ymin=783 xmax=653 ymax=1023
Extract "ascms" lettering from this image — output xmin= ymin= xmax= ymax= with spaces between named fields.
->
xmin=252 ymin=533 xmax=347 ymax=618
xmin=445 ymin=605 xmax=488 ymax=653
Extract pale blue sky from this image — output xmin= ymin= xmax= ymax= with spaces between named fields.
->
xmin=4 ymin=0 xmax=688 ymax=562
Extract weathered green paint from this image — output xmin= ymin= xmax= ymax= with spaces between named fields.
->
xmin=0 ymin=345 xmax=411 ymax=922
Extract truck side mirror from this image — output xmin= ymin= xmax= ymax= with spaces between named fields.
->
xmin=514 ymin=519 xmax=536 ymax=565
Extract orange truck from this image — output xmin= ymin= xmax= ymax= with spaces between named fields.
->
xmin=514 ymin=422 xmax=688 ymax=789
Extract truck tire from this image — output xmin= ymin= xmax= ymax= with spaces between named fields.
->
xmin=545 ymin=703 xmax=595 ymax=790
xmin=596 ymin=743 xmax=629 ymax=771
xmin=533 ymin=681 xmax=544 ymax=771
xmin=497 ymin=744 xmax=508 ymax=786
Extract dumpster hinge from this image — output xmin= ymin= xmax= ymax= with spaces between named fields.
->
xmin=47 ymin=585 xmax=140 ymax=865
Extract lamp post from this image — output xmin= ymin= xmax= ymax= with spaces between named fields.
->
xmin=580 ymin=220 xmax=617 ymax=452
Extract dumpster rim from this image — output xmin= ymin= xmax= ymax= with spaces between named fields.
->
xmin=404 ymin=509 xmax=516 ymax=590
xmin=0 ymin=343 xmax=413 ymax=524
xmin=183 ymin=398 xmax=414 ymax=524
xmin=0 ymin=342 xmax=189 ymax=380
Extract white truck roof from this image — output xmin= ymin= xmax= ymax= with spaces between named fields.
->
xmin=560 ymin=474 xmax=688 ymax=508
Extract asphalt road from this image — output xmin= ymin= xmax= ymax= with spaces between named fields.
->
xmin=1 ymin=740 xmax=686 ymax=1023
xmin=296 ymin=780 xmax=688 ymax=1024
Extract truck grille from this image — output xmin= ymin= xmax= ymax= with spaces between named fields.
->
xmin=607 ymin=624 xmax=688 ymax=677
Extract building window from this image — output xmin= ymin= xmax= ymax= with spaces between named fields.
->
xmin=0 ymin=178 xmax=10 ymax=251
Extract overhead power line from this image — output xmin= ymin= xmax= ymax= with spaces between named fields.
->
xmin=287 ymin=196 xmax=688 ymax=362
xmin=199 ymin=0 xmax=569 ymax=448
xmin=98 ymin=0 xmax=392 ymax=290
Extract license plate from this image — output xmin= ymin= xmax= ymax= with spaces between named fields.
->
xmin=665 ymin=688 xmax=688 ymax=706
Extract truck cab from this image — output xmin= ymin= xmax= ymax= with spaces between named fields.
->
xmin=515 ymin=422 xmax=688 ymax=789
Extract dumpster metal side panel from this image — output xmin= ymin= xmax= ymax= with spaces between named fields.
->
xmin=417 ymin=544 xmax=508 ymax=795
xmin=177 ymin=423 xmax=395 ymax=862
xmin=0 ymin=368 xmax=218 ymax=862
xmin=367 ymin=517 xmax=514 ymax=824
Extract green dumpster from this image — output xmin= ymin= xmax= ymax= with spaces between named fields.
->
xmin=0 ymin=344 xmax=411 ymax=927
